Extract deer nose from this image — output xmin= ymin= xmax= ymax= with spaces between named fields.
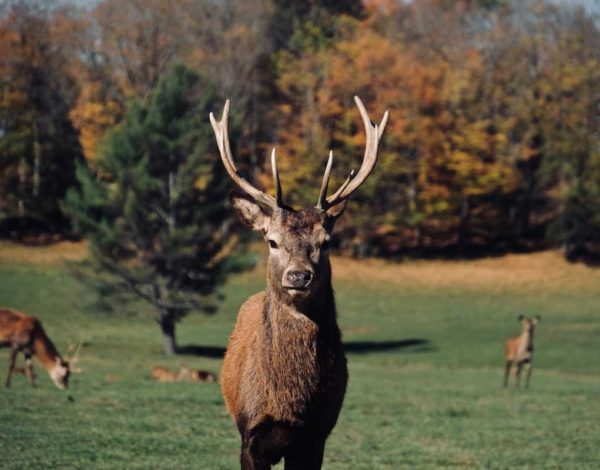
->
xmin=285 ymin=270 xmax=313 ymax=288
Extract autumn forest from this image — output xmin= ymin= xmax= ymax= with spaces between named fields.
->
xmin=1 ymin=0 xmax=599 ymax=260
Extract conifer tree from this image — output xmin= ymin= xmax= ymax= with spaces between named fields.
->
xmin=66 ymin=65 xmax=250 ymax=354
xmin=0 ymin=2 xmax=82 ymax=233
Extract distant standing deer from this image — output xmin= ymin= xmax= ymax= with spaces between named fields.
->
xmin=210 ymin=96 xmax=388 ymax=469
xmin=0 ymin=308 xmax=79 ymax=389
xmin=504 ymin=315 xmax=540 ymax=388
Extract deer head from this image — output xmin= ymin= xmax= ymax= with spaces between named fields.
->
xmin=51 ymin=340 xmax=84 ymax=389
xmin=210 ymin=97 xmax=388 ymax=305
xmin=518 ymin=315 xmax=541 ymax=334
xmin=49 ymin=357 xmax=70 ymax=390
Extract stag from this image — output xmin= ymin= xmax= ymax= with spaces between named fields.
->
xmin=210 ymin=96 xmax=388 ymax=469
xmin=504 ymin=315 xmax=540 ymax=388
xmin=0 ymin=308 xmax=80 ymax=389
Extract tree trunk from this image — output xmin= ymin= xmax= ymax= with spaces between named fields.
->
xmin=457 ymin=197 xmax=470 ymax=256
xmin=159 ymin=313 xmax=178 ymax=355
xmin=516 ymin=155 xmax=539 ymax=241
xmin=33 ymin=120 xmax=41 ymax=198
xmin=18 ymin=156 xmax=27 ymax=217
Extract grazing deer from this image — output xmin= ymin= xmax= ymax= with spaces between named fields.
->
xmin=0 ymin=308 xmax=80 ymax=390
xmin=151 ymin=365 xmax=217 ymax=383
xmin=504 ymin=315 xmax=540 ymax=388
xmin=210 ymin=96 xmax=388 ymax=469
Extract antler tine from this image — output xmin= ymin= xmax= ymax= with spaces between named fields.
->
xmin=271 ymin=148 xmax=284 ymax=207
xmin=328 ymin=169 xmax=355 ymax=202
xmin=210 ymin=101 xmax=277 ymax=210
xmin=378 ymin=108 xmax=390 ymax=140
xmin=316 ymin=150 xmax=333 ymax=210
xmin=324 ymin=96 xmax=388 ymax=208
xmin=66 ymin=339 xmax=85 ymax=373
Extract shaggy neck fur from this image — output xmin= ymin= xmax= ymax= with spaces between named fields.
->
xmin=259 ymin=273 xmax=340 ymax=422
xmin=32 ymin=323 xmax=62 ymax=371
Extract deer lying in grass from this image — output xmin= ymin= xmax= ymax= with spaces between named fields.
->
xmin=504 ymin=315 xmax=540 ymax=388
xmin=0 ymin=308 xmax=80 ymax=389
xmin=151 ymin=365 xmax=217 ymax=383
xmin=210 ymin=96 xmax=388 ymax=469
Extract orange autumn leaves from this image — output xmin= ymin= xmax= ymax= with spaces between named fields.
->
xmin=274 ymin=18 xmax=520 ymax=251
xmin=2 ymin=0 xmax=599 ymax=257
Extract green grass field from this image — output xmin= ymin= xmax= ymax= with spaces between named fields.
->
xmin=1 ymin=243 xmax=599 ymax=469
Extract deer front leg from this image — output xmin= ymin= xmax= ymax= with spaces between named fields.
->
xmin=524 ymin=362 xmax=533 ymax=389
xmin=284 ymin=437 xmax=326 ymax=470
xmin=514 ymin=362 xmax=523 ymax=388
xmin=240 ymin=438 xmax=271 ymax=470
xmin=503 ymin=361 xmax=512 ymax=387
xmin=24 ymin=351 xmax=36 ymax=387
xmin=5 ymin=348 xmax=18 ymax=387
xmin=240 ymin=419 xmax=294 ymax=470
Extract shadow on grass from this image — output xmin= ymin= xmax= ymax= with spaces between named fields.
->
xmin=177 ymin=338 xmax=437 ymax=359
xmin=344 ymin=338 xmax=435 ymax=354
xmin=177 ymin=345 xmax=226 ymax=358
xmin=177 ymin=338 xmax=435 ymax=358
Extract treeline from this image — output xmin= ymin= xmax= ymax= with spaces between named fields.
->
xmin=1 ymin=0 xmax=599 ymax=260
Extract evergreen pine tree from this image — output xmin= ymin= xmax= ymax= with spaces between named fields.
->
xmin=66 ymin=64 xmax=250 ymax=354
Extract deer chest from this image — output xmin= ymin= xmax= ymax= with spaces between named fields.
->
xmin=259 ymin=323 xmax=347 ymax=423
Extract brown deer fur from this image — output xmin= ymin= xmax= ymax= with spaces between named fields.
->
xmin=221 ymin=205 xmax=348 ymax=470
xmin=211 ymin=96 xmax=387 ymax=470
xmin=151 ymin=366 xmax=179 ymax=383
xmin=504 ymin=315 xmax=540 ymax=388
xmin=0 ymin=308 xmax=70 ymax=389
xmin=151 ymin=365 xmax=217 ymax=383
xmin=189 ymin=369 xmax=217 ymax=383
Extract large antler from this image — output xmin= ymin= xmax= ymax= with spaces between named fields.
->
xmin=316 ymin=96 xmax=389 ymax=211
xmin=210 ymin=100 xmax=281 ymax=210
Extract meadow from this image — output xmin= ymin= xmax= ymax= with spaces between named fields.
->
xmin=1 ymin=242 xmax=599 ymax=469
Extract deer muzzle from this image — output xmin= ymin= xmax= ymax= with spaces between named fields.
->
xmin=283 ymin=269 xmax=314 ymax=290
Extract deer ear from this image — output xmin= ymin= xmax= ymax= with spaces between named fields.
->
xmin=229 ymin=190 xmax=271 ymax=234
xmin=326 ymin=198 xmax=349 ymax=226
xmin=517 ymin=314 xmax=525 ymax=322
xmin=534 ymin=315 xmax=541 ymax=322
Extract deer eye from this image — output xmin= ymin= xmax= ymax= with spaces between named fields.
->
xmin=268 ymin=240 xmax=279 ymax=249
